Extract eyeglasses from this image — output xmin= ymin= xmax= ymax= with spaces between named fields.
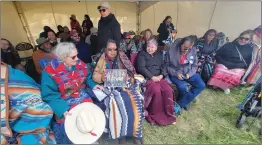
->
xmin=239 ymin=37 xmax=250 ymax=41
xmin=69 ymin=55 xmax=77 ymax=60
xmin=99 ymin=9 xmax=106 ymax=13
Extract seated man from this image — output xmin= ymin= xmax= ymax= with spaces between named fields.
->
xmin=0 ymin=62 xmax=55 ymax=144
xmin=166 ymin=36 xmax=206 ymax=110
xmin=70 ymin=31 xmax=92 ymax=64
xmin=32 ymin=37 xmax=56 ymax=74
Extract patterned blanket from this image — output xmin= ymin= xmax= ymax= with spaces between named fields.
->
xmin=0 ymin=64 xmax=55 ymax=144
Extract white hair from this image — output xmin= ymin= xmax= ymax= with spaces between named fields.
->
xmin=147 ymin=39 xmax=158 ymax=47
xmin=52 ymin=42 xmax=76 ymax=61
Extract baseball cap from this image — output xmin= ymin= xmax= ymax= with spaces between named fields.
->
xmin=97 ymin=2 xmax=111 ymax=10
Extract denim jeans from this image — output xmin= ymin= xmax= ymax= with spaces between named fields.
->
xmin=169 ymin=74 xmax=206 ymax=108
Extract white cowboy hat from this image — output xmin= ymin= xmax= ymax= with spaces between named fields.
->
xmin=65 ymin=102 xmax=106 ymax=144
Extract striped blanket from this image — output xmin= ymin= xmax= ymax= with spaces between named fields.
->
xmin=0 ymin=64 xmax=56 ymax=144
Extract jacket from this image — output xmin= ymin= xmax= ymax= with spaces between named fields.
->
xmin=215 ymin=41 xmax=253 ymax=69
xmin=136 ymin=50 xmax=167 ymax=79
xmin=97 ymin=13 xmax=121 ymax=53
xmin=166 ymin=44 xmax=198 ymax=77
xmin=157 ymin=22 xmax=175 ymax=45
xmin=73 ymin=41 xmax=92 ymax=64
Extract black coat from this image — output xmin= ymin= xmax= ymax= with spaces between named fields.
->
xmin=215 ymin=41 xmax=253 ymax=69
xmin=1 ymin=50 xmax=21 ymax=68
xmin=157 ymin=22 xmax=175 ymax=46
xmin=136 ymin=50 xmax=167 ymax=79
xmin=97 ymin=14 xmax=121 ymax=53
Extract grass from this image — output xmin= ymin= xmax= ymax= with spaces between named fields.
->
xmin=143 ymin=87 xmax=261 ymax=144
xmin=99 ymin=87 xmax=261 ymax=144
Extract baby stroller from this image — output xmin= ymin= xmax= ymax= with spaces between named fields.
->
xmin=236 ymin=76 xmax=261 ymax=129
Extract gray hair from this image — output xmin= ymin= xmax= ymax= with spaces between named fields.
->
xmin=147 ymin=38 xmax=158 ymax=47
xmin=104 ymin=39 xmax=117 ymax=51
xmin=52 ymin=42 xmax=76 ymax=61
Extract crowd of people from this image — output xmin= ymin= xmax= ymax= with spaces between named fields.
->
xmin=1 ymin=1 xmax=261 ymax=144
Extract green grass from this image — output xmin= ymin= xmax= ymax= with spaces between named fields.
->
xmin=143 ymin=87 xmax=261 ymax=144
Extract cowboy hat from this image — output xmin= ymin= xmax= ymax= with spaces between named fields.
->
xmin=65 ymin=102 xmax=106 ymax=144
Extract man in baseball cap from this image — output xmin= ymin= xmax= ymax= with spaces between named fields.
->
xmin=96 ymin=2 xmax=121 ymax=54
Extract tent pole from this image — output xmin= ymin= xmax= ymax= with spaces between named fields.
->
xmin=136 ymin=1 xmax=140 ymax=35
xmin=13 ymin=1 xmax=35 ymax=45
xmin=208 ymin=0 xmax=217 ymax=29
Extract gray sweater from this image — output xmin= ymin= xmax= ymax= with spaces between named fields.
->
xmin=166 ymin=44 xmax=198 ymax=77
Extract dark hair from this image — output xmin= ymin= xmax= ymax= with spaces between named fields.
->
xmin=84 ymin=14 xmax=91 ymax=20
xmin=143 ymin=29 xmax=154 ymax=41
xmin=47 ymin=29 xmax=56 ymax=36
xmin=203 ymin=29 xmax=217 ymax=41
xmin=178 ymin=35 xmax=196 ymax=48
xmin=163 ymin=16 xmax=172 ymax=23
xmin=1 ymin=38 xmax=19 ymax=55
xmin=43 ymin=26 xmax=51 ymax=31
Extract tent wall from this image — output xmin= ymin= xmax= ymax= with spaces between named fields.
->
xmin=18 ymin=1 xmax=137 ymax=43
xmin=1 ymin=2 xmax=29 ymax=46
xmin=140 ymin=1 xmax=261 ymax=40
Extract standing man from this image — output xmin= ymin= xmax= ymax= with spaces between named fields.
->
xmin=97 ymin=2 xmax=121 ymax=54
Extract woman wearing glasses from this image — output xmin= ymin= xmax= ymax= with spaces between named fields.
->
xmin=195 ymin=29 xmax=218 ymax=83
xmin=89 ymin=39 xmax=144 ymax=144
xmin=208 ymin=30 xmax=255 ymax=94
xmin=41 ymin=42 xmax=101 ymax=144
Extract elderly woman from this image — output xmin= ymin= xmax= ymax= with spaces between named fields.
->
xmin=208 ymin=30 xmax=254 ymax=94
xmin=41 ymin=42 xmax=100 ymax=144
xmin=136 ymin=39 xmax=176 ymax=125
xmin=1 ymin=62 xmax=55 ymax=144
xmin=90 ymin=39 xmax=144 ymax=144
xmin=1 ymin=38 xmax=24 ymax=71
xmin=196 ymin=29 xmax=218 ymax=83
xmin=241 ymin=26 xmax=261 ymax=84
xmin=137 ymin=29 xmax=154 ymax=52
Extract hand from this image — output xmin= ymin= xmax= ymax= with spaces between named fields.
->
xmin=151 ymin=76 xmax=160 ymax=82
xmin=177 ymin=73 xmax=184 ymax=80
xmin=157 ymin=75 xmax=163 ymax=80
xmin=167 ymin=28 xmax=171 ymax=32
xmin=93 ymin=85 xmax=104 ymax=90
xmin=63 ymin=111 xmax=72 ymax=118
xmin=185 ymin=74 xmax=190 ymax=79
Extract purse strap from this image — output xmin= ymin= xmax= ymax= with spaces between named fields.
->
xmin=235 ymin=46 xmax=248 ymax=66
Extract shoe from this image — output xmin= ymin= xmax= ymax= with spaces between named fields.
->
xmin=118 ymin=137 xmax=127 ymax=144
xmin=183 ymin=105 xmax=189 ymax=111
xmin=133 ymin=138 xmax=143 ymax=144
xmin=224 ymin=88 xmax=230 ymax=95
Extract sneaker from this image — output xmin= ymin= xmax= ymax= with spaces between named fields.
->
xmin=224 ymin=88 xmax=230 ymax=94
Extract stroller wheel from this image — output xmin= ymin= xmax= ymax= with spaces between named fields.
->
xmin=236 ymin=114 xmax=247 ymax=128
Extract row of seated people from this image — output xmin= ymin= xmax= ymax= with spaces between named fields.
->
xmin=1 ymin=26 xmax=261 ymax=144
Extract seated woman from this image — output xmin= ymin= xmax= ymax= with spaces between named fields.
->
xmin=120 ymin=32 xmax=138 ymax=59
xmin=241 ymin=26 xmax=261 ymax=85
xmin=47 ymin=30 xmax=61 ymax=47
xmin=90 ymin=39 xmax=144 ymax=144
xmin=137 ymin=29 xmax=154 ymax=52
xmin=136 ymin=39 xmax=176 ymax=125
xmin=41 ymin=42 xmax=100 ymax=144
xmin=196 ymin=29 xmax=218 ymax=83
xmin=0 ymin=38 xmax=24 ymax=71
xmin=1 ymin=62 xmax=55 ymax=144
xmin=208 ymin=30 xmax=254 ymax=94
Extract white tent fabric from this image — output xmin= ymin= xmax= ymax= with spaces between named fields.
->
xmin=1 ymin=1 xmax=261 ymax=46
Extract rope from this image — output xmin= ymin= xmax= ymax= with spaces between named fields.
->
xmin=208 ymin=0 xmax=217 ymax=29
xmin=50 ymin=1 xmax=58 ymax=27
xmin=176 ymin=0 xmax=179 ymax=30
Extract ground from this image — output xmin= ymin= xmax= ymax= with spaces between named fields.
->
xmin=99 ymin=87 xmax=261 ymax=144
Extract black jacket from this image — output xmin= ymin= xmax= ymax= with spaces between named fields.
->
xmin=97 ymin=14 xmax=121 ymax=53
xmin=215 ymin=41 xmax=253 ymax=69
xmin=136 ymin=49 xmax=167 ymax=80
xmin=157 ymin=22 xmax=175 ymax=46
xmin=1 ymin=50 xmax=21 ymax=68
